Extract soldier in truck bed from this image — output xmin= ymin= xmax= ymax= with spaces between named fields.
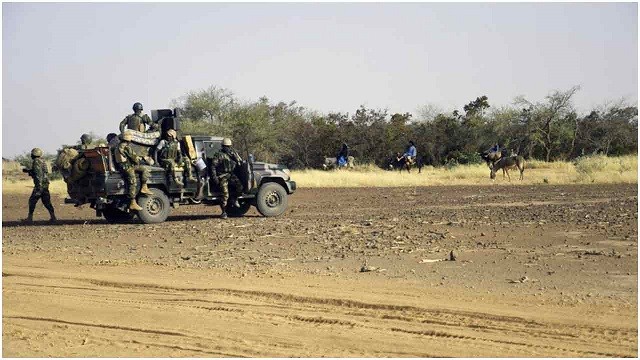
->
xmin=114 ymin=131 xmax=154 ymax=211
xmin=209 ymin=137 xmax=243 ymax=219
xmin=119 ymin=102 xmax=157 ymax=133
xmin=156 ymin=129 xmax=185 ymax=187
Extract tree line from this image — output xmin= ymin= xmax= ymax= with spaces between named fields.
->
xmin=11 ymin=85 xmax=636 ymax=172
xmin=170 ymin=85 xmax=637 ymax=169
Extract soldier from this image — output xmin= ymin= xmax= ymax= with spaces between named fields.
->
xmin=23 ymin=148 xmax=57 ymax=223
xmin=209 ymin=137 xmax=243 ymax=219
xmin=74 ymin=133 xmax=93 ymax=150
xmin=156 ymin=129 xmax=184 ymax=187
xmin=119 ymin=102 xmax=156 ymax=133
xmin=114 ymin=131 xmax=154 ymax=211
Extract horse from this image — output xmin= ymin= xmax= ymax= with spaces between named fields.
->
xmin=490 ymin=155 xmax=525 ymax=181
xmin=323 ymin=156 xmax=355 ymax=170
xmin=481 ymin=149 xmax=506 ymax=168
xmin=388 ymin=153 xmax=423 ymax=173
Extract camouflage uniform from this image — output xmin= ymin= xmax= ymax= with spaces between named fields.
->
xmin=157 ymin=137 xmax=184 ymax=186
xmin=114 ymin=139 xmax=151 ymax=202
xmin=119 ymin=113 xmax=154 ymax=133
xmin=210 ymin=146 xmax=243 ymax=216
xmin=25 ymin=156 xmax=56 ymax=222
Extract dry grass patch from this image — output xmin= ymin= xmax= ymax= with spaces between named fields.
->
xmin=292 ymin=155 xmax=637 ymax=188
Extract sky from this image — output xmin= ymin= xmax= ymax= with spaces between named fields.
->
xmin=2 ymin=2 xmax=638 ymax=158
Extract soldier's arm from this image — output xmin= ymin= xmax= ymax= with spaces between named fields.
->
xmin=119 ymin=116 xmax=130 ymax=133
xmin=176 ymin=143 xmax=183 ymax=162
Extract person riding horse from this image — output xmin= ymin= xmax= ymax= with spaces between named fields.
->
xmin=399 ymin=141 xmax=417 ymax=165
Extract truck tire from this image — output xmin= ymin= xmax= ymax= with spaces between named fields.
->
xmin=103 ymin=207 xmax=135 ymax=224
xmin=255 ymin=182 xmax=288 ymax=217
xmin=136 ymin=188 xmax=171 ymax=224
xmin=226 ymin=201 xmax=251 ymax=217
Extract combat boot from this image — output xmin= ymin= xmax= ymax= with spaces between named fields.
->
xmin=140 ymin=183 xmax=153 ymax=196
xmin=220 ymin=205 xmax=228 ymax=219
xmin=49 ymin=211 xmax=57 ymax=223
xmin=231 ymin=198 xmax=241 ymax=208
xmin=129 ymin=199 xmax=143 ymax=211
xmin=23 ymin=214 xmax=34 ymax=223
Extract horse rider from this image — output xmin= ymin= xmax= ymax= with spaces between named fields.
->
xmin=119 ymin=102 xmax=157 ymax=133
xmin=23 ymin=147 xmax=57 ymax=223
xmin=209 ymin=137 xmax=243 ymax=219
xmin=401 ymin=140 xmax=417 ymax=165
xmin=336 ymin=142 xmax=349 ymax=168
xmin=114 ymin=131 xmax=154 ymax=211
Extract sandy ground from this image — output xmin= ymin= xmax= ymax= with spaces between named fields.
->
xmin=2 ymin=184 xmax=638 ymax=357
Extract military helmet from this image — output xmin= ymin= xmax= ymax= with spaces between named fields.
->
xmin=222 ymin=137 xmax=232 ymax=146
xmin=166 ymin=129 xmax=177 ymax=138
xmin=81 ymin=133 xmax=92 ymax=143
xmin=31 ymin=148 xmax=43 ymax=157
xmin=122 ymin=131 xmax=133 ymax=141
xmin=132 ymin=102 xmax=143 ymax=112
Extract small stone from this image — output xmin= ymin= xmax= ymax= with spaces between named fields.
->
xmin=449 ymin=250 xmax=458 ymax=261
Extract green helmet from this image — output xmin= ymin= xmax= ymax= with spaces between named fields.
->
xmin=80 ymin=133 xmax=92 ymax=144
xmin=222 ymin=137 xmax=232 ymax=146
xmin=132 ymin=102 xmax=143 ymax=112
xmin=31 ymin=148 xmax=43 ymax=157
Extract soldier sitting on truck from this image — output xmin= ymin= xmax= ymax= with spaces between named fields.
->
xmin=156 ymin=129 xmax=185 ymax=187
xmin=115 ymin=131 xmax=154 ymax=211
xmin=119 ymin=102 xmax=157 ymax=133
xmin=209 ymin=137 xmax=243 ymax=219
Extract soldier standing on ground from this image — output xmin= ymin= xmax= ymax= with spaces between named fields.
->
xmin=209 ymin=137 xmax=243 ymax=219
xmin=156 ymin=129 xmax=185 ymax=187
xmin=23 ymin=148 xmax=57 ymax=223
xmin=114 ymin=131 xmax=153 ymax=211
xmin=119 ymin=102 xmax=156 ymax=133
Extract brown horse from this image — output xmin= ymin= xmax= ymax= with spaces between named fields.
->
xmin=490 ymin=155 xmax=525 ymax=181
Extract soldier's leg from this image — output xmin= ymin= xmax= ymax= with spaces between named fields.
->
xmin=26 ymin=189 xmax=39 ymax=222
xmin=219 ymin=177 xmax=229 ymax=218
xmin=182 ymin=157 xmax=195 ymax=181
xmin=123 ymin=168 xmax=142 ymax=211
xmin=168 ymin=160 xmax=183 ymax=186
xmin=136 ymin=165 xmax=153 ymax=195
xmin=228 ymin=175 xmax=243 ymax=207
xmin=41 ymin=189 xmax=56 ymax=221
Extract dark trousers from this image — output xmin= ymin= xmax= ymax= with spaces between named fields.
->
xmin=29 ymin=188 xmax=55 ymax=216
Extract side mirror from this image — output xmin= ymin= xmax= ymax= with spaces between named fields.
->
xmin=248 ymin=154 xmax=255 ymax=164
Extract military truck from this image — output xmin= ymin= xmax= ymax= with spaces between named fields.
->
xmin=60 ymin=109 xmax=296 ymax=224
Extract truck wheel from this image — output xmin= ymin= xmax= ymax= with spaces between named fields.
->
xmin=255 ymin=182 xmax=288 ymax=217
xmin=103 ymin=207 xmax=135 ymax=224
xmin=136 ymin=188 xmax=171 ymax=224
xmin=226 ymin=201 xmax=251 ymax=217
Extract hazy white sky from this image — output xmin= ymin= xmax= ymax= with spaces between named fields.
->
xmin=2 ymin=2 xmax=638 ymax=158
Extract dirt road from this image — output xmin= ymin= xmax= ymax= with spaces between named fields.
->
xmin=2 ymin=184 xmax=637 ymax=357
